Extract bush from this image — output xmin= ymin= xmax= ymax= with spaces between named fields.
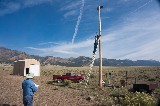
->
xmin=81 ymin=70 xmax=86 ymax=75
xmin=116 ymin=92 xmax=157 ymax=106
xmin=90 ymin=74 xmax=96 ymax=79
xmin=148 ymin=78 xmax=156 ymax=81
xmin=46 ymin=80 xmax=54 ymax=85
xmin=63 ymin=79 xmax=72 ymax=87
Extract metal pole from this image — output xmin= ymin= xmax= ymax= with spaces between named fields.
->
xmin=125 ymin=71 xmax=128 ymax=87
xmin=97 ymin=6 xmax=103 ymax=88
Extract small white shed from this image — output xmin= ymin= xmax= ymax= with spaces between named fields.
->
xmin=13 ymin=59 xmax=40 ymax=76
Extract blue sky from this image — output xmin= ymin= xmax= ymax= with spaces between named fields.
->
xmin=0 ymin=0 xmax=160 ymax=61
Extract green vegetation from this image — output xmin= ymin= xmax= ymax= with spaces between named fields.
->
xmin=117 ymin=92 xmax=157 ymax=106
xmin=62 ymin=79 xmax=72 ymax=87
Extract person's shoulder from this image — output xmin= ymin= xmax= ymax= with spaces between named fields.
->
xmin=22 ymin=79 xmax=26 ymax=82
xmin=23 ymin=79 xmax=33 ymax=85
xmin=22 ymin=79 xmax=27 ymax=85
xmin=27 ymin=79 xmax=34 ymax=83
xmin=22 ymin=79 xmax=30 ymax=83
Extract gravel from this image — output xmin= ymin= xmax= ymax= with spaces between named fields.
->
xmin=0 ymin=70 xmax=94 ymax=106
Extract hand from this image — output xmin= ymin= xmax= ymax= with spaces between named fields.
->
xmin=35 ymin=83 xmax=39 ymax=87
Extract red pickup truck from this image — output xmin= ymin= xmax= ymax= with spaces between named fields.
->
xmin=53 ymin=73 xmax=85 ymax=83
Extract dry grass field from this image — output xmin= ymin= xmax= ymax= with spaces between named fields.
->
xmin=0 ymin=64 xmax=160 ymax=106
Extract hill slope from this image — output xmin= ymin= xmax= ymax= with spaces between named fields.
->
xmin=0 ymin=47 xmax=160 ymax=66
xmin=0 ymin=47 xmax=32 ymax=63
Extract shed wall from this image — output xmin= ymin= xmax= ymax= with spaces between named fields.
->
xmin=13 ymin=61 xmax=25 ymax=76
xmin=13 ymin=59 xmax=40 ymax=76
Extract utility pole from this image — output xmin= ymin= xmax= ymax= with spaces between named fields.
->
xmin=97 ymin=6 xmax=103 ymax=88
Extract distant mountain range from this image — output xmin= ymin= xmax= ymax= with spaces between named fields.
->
xmin=0 ymin=47 xmax=160 ymax=66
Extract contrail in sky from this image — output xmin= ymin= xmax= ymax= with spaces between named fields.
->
xmin=131 ymin=0 xmax=153 ymax=14
xmin=71 ymin=0 xmax=85 ymax=44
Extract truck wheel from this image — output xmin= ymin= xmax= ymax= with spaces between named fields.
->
xmin=78 ymin=79 xmax=83 ymax=83
xmin=57 ymin=79 xmax=63 ymax=83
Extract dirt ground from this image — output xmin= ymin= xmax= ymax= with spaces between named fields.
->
xmin=1 ymin=65 xmax=160 ymax=106
xmin=0 ymin=70 xmax=95 ymax=106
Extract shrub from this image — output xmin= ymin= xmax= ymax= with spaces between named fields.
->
xmin=148 ymin=78 xmax=156 ymax=81
xmin=81 ymin=70 xmax=86 ymax=75
xmin=46 ymin=80 xmax=54 ymax=85
xmin=90 ymin=74 xmax=96 ymax=79
xmin=115 ymin=92 xmax=157 ymax=106
xmin=63 ymin=79 xmax=72 ymax=87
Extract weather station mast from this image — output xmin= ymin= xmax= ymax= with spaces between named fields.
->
xmin=97 ymin=6 xmax=103 ymax=88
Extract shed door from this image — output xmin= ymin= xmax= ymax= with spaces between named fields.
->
xmin=29 ymin=65 xmax=40 ymax=76
xmin=26 ymin=68 xmax=29 ymax=74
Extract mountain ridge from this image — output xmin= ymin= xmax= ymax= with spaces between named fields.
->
xmin=0 ymin=47 xmax=160 ymax=66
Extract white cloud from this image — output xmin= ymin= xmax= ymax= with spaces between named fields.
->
xmin=53 ymin=50 xmax=79 ymax=55
xmin=38 ymin=42 xmax=55 ymax=45
xmin=23 ymin=0 xmax=53 ymax=7
xmin=120 ymin=39 xmax=160 ymax=60
xmin=129 ymin=0 xmax=153 ymax=15
xmin=103 ymin=7 xmax=114 ymax=12
xmin=24 ymin=0 xmax=160 ymax=61
xmin=26 ymin=32 xmax=115 ymax=58
xmin=26 ymin=47 xmax=47 ymax=51
xmin=101 ymin=9 xmax=160 ymax=60
xmin=0 ymin=2 xmax=21 ymax=16
xmin=0 ymin=0 xmax=53 ymax=16
xmin=64 ymin=10 xmax=78 ymax=18
xmin=59 ymin=1 xmax=82 ymax=18
xmin=60 ymin=1 xmax=81 ymax=11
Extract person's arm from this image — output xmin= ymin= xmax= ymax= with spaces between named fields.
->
xmin=30 ymin=81 xmax=38 ymax=92
xmin=34 ymin=83 xmax=39 ymax=87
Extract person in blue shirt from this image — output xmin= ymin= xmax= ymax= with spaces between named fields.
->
xmin=22 ymin=72 xmax=39 ymax=106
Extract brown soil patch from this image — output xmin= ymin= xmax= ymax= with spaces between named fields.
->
xmin=0 ymin=70 xmax=94 ymax=106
